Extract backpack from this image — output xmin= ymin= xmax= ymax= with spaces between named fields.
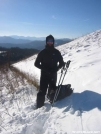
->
xmin=56 ymin=84 xmax=73 ymax=101
xmin=48 ymin=84 xmax=73 ymax=103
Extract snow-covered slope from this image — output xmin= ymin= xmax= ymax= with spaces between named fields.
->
xmin=1 ymin=29 xmax=101 ymax=134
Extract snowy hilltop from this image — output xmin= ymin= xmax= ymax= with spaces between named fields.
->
xmin=0 ymin=29 xmax=101 ymax=134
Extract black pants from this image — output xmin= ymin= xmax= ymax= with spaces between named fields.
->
xmin=36 ymin=72 xmax=57 ymax=108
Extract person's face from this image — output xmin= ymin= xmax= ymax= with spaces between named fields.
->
xmin=46 ymin=39 xmax=54 ymax=46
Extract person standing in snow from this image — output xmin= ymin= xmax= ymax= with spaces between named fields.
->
xmin=34 ymin=35 xmax=65 ymax=108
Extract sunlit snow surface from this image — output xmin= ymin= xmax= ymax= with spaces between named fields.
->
xmin=1 ymin=29 xmax=101 ymax=134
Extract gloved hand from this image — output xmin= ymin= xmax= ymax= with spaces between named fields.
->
xmin=66 ymin=60 xmax=71 ymax=68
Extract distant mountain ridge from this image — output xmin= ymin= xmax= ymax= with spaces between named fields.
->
xmin=10 ymin=35 xmax=45 ymax=41
xmin=0 ymin=36 xmax=72 ymax=50
xmin=0 ymin=36 xmax=31 ymax=44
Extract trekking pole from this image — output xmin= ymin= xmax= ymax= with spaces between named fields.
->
xmin=59 ymin=60 xmax=71 ymax=85
xmin=52 ymin=60 xmax=71 ymax=107
xmin=57 ymin=65 xmax=65 ymax=85
xmin=52 ymin=65 xmax=67 ymax=106
xmin=51 ymin=65 xmax=65 ymax=106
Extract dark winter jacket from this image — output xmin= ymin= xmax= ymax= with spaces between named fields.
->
xmin=34 ymin=48 xmax=64 ymax=74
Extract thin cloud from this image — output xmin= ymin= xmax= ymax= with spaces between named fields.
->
xmin=52 ymin=15 xmax=56 ymax=19
xmin=11 ymin=21 xmax=43 ymax=26
xmin=20 ymin=21 xmax=34 ymax=25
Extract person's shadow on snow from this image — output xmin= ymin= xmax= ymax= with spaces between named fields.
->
xmin=54 ymin=90 xmax=101 ymax=113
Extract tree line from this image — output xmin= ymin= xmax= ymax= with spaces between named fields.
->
xmin=0 ymin=47 xmax=39 ymax=66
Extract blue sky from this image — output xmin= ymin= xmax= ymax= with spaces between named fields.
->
xmin=0 ymin=0 xmax=101 ymax=38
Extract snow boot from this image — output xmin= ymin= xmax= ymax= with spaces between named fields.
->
xmin=48 ymin=90 xmax=55 ymax=104
xmin=36 ymin=92 xmax=45 ymax=108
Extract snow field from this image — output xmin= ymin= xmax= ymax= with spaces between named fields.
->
xmin=0 ymin=29 xmax=101 ymax=134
